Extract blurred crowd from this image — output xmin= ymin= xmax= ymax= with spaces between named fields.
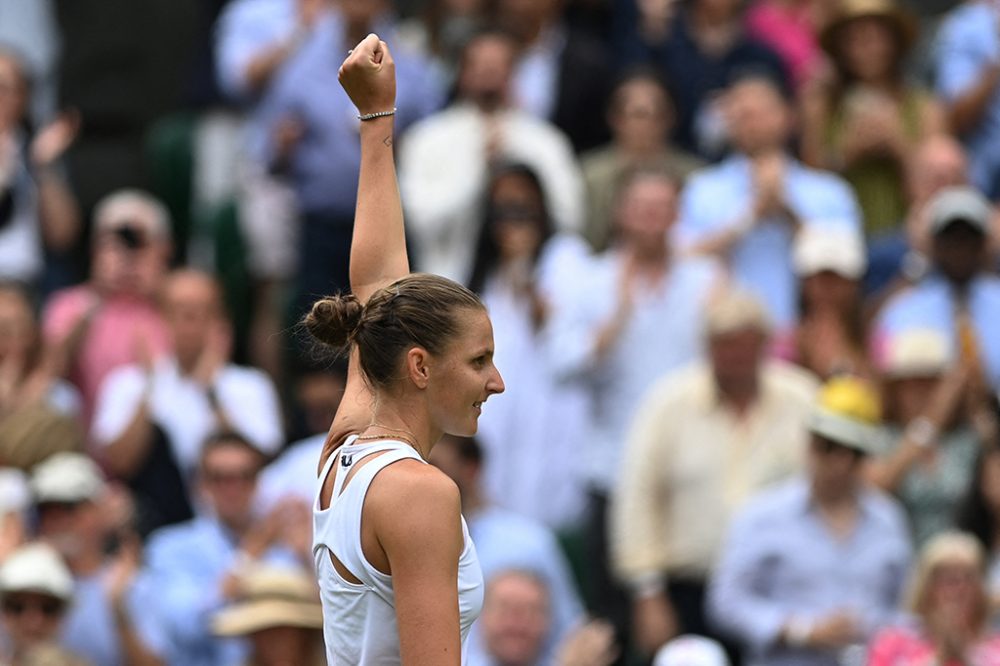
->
xmin=4 ymin=0 xmax=1000 ymax=665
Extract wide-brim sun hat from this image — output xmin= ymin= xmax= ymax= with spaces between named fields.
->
xmin=212 ymin=566 xmax=322 ymax=637
xmin=820 ymin=0 xmax=918 ymax=57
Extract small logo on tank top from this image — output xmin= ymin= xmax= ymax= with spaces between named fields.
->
xmin=340 ymin=454 xmax=353 ymax=467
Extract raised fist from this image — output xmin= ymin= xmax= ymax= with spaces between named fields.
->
xmin=338 ymin=33 xmax=396 ymax=116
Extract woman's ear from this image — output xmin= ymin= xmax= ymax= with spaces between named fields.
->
xmin=406 ymin=347 xmax=431 ymax=389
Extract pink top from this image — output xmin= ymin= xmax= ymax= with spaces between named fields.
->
xmin=745 ymin=1 xmax=820 ymax=90
xmin=43 ymin=285 xmax=171 ymax=426
xmin=868 ymin=625 xmax=1000 ymax=666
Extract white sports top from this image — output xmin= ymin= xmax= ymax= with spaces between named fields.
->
xmin=313 ymin=437 xmax=484 ymax=664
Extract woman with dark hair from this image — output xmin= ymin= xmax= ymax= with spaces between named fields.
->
xmin=799 ymin=0 xmax=943 ymax=237
xmin=307 ymin=36 xmax=504 ymax=665
xmin=467 ymin=162 xmax=591 ymax=530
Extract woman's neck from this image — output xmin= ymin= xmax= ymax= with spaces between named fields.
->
xmin=367 ymin=400 xmax=438 ymax=460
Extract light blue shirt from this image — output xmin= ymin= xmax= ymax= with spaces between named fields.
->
xmin=258 ymin=11 xmax=441 ymax=215
xmin=875 ymin=273 xmax=1000 ymax=390
xmin=214 ymin=0 xmax=297 ymax=103
xmin=676 ymin=156 xmax=861 ymax=327
xmin=935 ymin=1 xmax=1000 ymax=198
xmin=547 ymin=251 xmax=722 ymax=491
xmin=466 ymin=505 xmax=584 ymax=666
xmin=708 ymin=478 xmax=912 ymax=666
xmin=143 ymin=516 xmax=299 ymax=666
xmin=61 ymin=568 xmax=167 ymax=666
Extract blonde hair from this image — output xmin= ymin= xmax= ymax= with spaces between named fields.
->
xmin=905 ymin=531 xmax=987 ymax=627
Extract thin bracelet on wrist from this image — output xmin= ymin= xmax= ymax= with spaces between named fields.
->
xmin=357 ymin=107 xmax=396 ymax=121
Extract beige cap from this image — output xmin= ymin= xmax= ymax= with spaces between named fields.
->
xmin=704 ymin=289 xmax=772 ymax=337
xmin=654 ymin=635 xmax=731 ymax=666
xmin=882 ymin=329 xmax=952 ymax=379
xmin=30 ymin=453 xmax=105 ymax=504
xmin=212 ymin=566 xmax=322 ymax=636
xmin=0 ymin=542 xmax=74 ymax=602
xmin=792 ymin=227 xmax=867 ymax=279
xmin=93 ymin=189 xmax=172 ymax=241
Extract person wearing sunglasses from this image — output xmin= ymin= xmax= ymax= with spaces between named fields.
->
xmin=708 ymin=376 xmax=912 ymax=666
xmin=0 ymin=541 xmax=89 ymax=665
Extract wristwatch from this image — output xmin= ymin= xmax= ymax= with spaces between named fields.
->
xmin=905 ymin=416 xmax=938 ymax=449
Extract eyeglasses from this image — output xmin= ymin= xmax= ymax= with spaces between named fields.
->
xmin=37 ymin=500 xmax=86 ymax=514
xmin=2 ymin=597 xmax=65 ymax=618
xmin=203 ymin=468 xmax=258 ymax=485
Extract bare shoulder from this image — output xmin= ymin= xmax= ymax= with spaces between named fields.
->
xmin=368 ymin=460 xmax=460 ymax=512
xmin=366 ymin=461 xmax=462 ymax=546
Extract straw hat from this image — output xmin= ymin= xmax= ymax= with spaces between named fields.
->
xmin=882 ymin=329 xmax=952 ymax=380
xmin=212 ymin=566 xmax=322 ymax=636
xmin=820 ymin=0 xmax=918 ymax=56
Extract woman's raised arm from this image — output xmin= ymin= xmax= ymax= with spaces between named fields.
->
xmin=339 ymin=34 xmax=409 ymax=304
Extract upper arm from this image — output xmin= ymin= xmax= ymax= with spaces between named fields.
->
xmin=370 ymin=465 xmax=464 ymax=666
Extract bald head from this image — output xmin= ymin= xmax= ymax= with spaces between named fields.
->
xmin=909 ymin=135 xmax=968 ymax=205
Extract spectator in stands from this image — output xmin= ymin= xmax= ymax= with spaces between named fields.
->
xmin=258 ymin=0 xmax=439 ymax=306
xmin=873 ymin=186 xmax=1000 ymax=390
xmin=868 ymin=532 xmax=1000 ymax=664
xmin=0 ymin=47 xmax=81 ymax=290
xmin=580 ymin=70 xmax=703 ymax=252
xmin=610 ymin=289 xmax=817 ymax=659
xmin=144 ymin=433 xmax=306 ymax=666
xmin=211 ymin=565 xmax=325 ymax=666
xmin=934 ymin=0 xmax=1000 ymax=199
xmin=396 ymin=0 xmax=492 ymax=90
xmin=869 ymin=330 xmax=996 ymax=547
xmin=865 ymin=134 xmax=969 ymax=297
xmin=744 ymin=0 xmax=828 ymax=90
xmin=474 ymin=569 xmax=619 ymax=666
xmin=30 ymin=453 xmax=165 ymax=665
xmin=399 ymin=27 xmax=584 ymax=282
xmin=0 ymin=282 xmax=79 ymax=419
xmin=956 ymin=446 xmax=1000 ymax=608
xmin=467 ymin=163 xmax=590 ymax=529
xmin=618 ymin=0 xmax=787 ymax=158
xmin=496 ymin=0 xmax=612 ymax=152
xmin=677 ymin=72 xmax=861 ymax=329
xmin=429 ymin=434 xmax=586 ymax=665
xmin=214 ymin=0 xmax=324 ymax=379
xmin=0 ymin=283 xmax=83 ymax=471
xmin=42 ymin=190 xmax=172 ymax=425
xmin=799 ymin=0 xmax=943 ymax=238
xmin=708 ymin=376 xmax=912 ymax=666
xmin=91 ymin=269 xmax=283 ymax=535
xmin=778 ymin=227 xmax=871 ymax=379
xmin=0 ymin=542 xmax=90 ymax=665
xmin=548 ymin=166 xmax=722 ymax=635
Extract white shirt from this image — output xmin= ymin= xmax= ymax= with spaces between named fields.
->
xmin=91 ymin=357 xmax=284 ymax=474
xmin=398 ymin=103 xmax=584 ymax=282
xmin=547 ymin=251 xmax=723 ymax=491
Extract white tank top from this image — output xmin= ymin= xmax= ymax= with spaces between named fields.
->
xmin=313 ymin=437 xmax=484 ymax=664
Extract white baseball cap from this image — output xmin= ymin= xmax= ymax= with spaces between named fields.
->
xmin=792 ymin=226 xmax=867 ymax=279
xmin=653 ymin=635 xmax=731 ymax=666
xmin=0 ymin=542 xmax=74 ymax=602
xmin=30 ymin=453 xmax=105 ymax=504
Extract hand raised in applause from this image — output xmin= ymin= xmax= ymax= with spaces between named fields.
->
xmin=338 ymin=33 xmax=396 ymax=116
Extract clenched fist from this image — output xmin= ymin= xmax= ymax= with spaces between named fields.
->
xmin=339 ymin=33 xmax=396 ymax=116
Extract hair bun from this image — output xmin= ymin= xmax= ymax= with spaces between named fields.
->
xmin=303 ymin=294 xmax=364 ymax=350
